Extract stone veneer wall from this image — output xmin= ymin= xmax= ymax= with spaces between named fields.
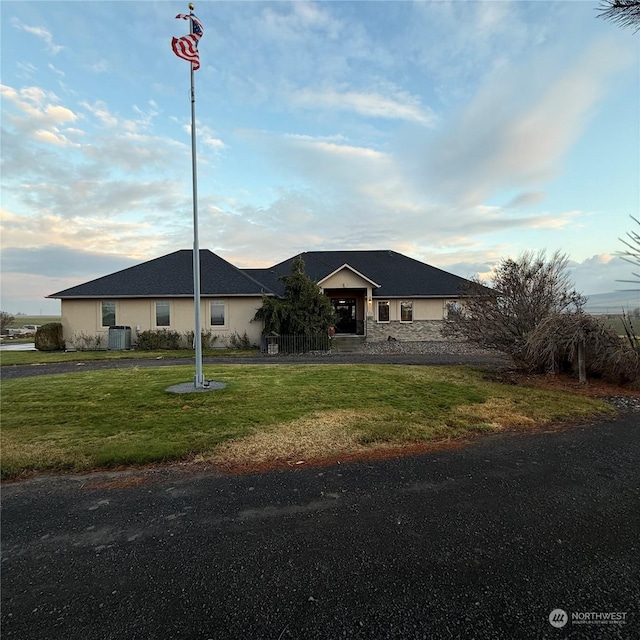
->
xmin=366 ymin=318 xmax=447 ymax=342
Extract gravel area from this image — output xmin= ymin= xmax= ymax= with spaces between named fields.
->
xmin=605 ymin=395 xmax=640 ymax=413
xmin=361 ymin=339 xmax=497 ymax=356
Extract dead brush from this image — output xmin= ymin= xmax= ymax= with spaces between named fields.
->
xmin=524 ymin=312 xmax=640 ymax=385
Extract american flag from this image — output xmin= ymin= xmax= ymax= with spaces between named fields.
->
xmin=172 ymin=13 xmax=204 ymax=71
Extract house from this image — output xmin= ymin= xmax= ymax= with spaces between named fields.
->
xmin=48 ymin=249 xmax=473 ymax=348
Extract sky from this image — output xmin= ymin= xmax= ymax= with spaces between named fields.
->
xmin=1 ymin=0 xmax=639 ymax=315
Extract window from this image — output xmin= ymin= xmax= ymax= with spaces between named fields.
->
xmin=101 ymin=301 xmax=116 ymax=327
xmin=400 ymin=300 xmax=413 ymax=322
xmin=377 ymin=300 xmax=390 ymax=322
xmin=155 ymin=301 xmax=170 ymax=327
xmin=211 ymin=300 xmax=225 ymax=326
xmin=445 ymin=301 xmax=461 ymax=318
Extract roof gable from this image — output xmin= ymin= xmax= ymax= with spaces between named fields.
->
xmin=247 ymin=250 xmax=470 ymax=298
xmin=318 ymin=264 xmax=381 ymax=289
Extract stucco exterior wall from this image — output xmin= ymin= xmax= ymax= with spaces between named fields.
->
xmin=61 ymin=297 xmax=264 ymax=348
xmin=321 ymin=270 xmax=373 ymax=293
xmin=61 ymin=293 xmax=456 ymax=347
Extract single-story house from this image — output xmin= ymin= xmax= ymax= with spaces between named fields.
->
xmin=48 ymin=249 xmax=474 ymax=348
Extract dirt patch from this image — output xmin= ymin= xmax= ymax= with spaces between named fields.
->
xmin=83 ymin=475 xmax=154 ymax=490
xmin=213 ymin=437 xmax=472 ymax=475
xmin=499 ymin=370 xmax=640 ymax=398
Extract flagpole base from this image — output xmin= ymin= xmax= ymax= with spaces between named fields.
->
xmin=194 ymin=374 xmax=209 ymax=389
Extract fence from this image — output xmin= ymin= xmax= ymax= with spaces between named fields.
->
xmin=260 ymin=333 xmax=331 ymax=355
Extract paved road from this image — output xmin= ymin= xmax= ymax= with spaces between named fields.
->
xmin=0 ymin=351 xmax=509 ymax=380
xmin=2 ymin=414 xmax=638 ymax=639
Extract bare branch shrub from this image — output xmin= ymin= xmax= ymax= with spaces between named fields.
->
xmin=525 ymin=313 xmax=639 ymax=384
xmin=71 ymin=332 xmax=105 ymax=351
xmin=0 ymin=311 xmax=15 ymax=334
xmin=620 ymin=308 xmax=639 ymax=353
xmin=617 ymin=215 xmax=640 ymax=287
xmin=443 ymin=250 xmax=585 ymax=366
xmin=184 ymin=330 xmax=217 ymax=350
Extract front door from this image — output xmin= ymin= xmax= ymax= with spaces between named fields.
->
xmin=333 ymin=298 xmax=357 ymax=334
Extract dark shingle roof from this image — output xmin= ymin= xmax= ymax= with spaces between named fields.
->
xmin=49 ymin=249 xmax=471 ymax=300
xmin=244 ymin=250 xmax=470 ymax=298
xmin=49 ymin=250 xmax=271 ymax=298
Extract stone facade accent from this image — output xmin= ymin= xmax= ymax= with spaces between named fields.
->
xmin=366 ymin=318 xmax=446 ymax=342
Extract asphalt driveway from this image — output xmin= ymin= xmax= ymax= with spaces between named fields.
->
xmin=0 ymin=351 xmax=509 ymax=379
xmin=1 ymin=413 xmax=638 ymax=639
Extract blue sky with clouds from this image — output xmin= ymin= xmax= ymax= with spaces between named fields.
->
xmin=1 ymin=0 xmax=639 ymax=314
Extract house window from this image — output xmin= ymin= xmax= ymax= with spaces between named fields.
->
xmin=400 ymin=300 xmax=413 ymax=322
xmin=211 ymin=300 xmax=225 ymax=326
xmin=101 ymin=301 xmax=116 ymax=327
xmin=155 ymin=301 xmax=171 ymax=327
xmin=377 ymin=300 xmax=390 ymax=322
xmin=445 ymin=301 xmax=461 ymax=318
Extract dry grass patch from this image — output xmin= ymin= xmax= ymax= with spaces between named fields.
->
xmin=454 ymin=398 xmax=538 ymax=431
xmin=212 ymin=409 xmax=376 ymax=466
xmin=1 ymin=439 xmax=93 ymax=475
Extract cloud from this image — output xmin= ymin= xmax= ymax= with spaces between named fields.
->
xmin=11 ymin=18 xmax=63 ymax=55
xmin=1 ymin=85 xmax=78 ymax=132
xmin=404 ymin=36 xmax=633 ymax=208
xmin=504 ymin=191 xmax=546 ymax=209
xmin=1 ymin=83 xmax=197 ymax=228
xmin=0 ymin=208 xmax=172 ymax=259
xmin=236 ymin=129 xmax=590 ymax=255
xmin=290 ymin=87 xmax=437 ymax=125
xmin=47 ymin=63 xmax=65 ymax=77
xmin=569 ymin=254 xmax=640 ymax=296
xmin=1 ymin=245 xmax=136 ymax=278
xmin=259 ymin=1 xmax=344 ymax=41
xmin=0 ymin=246 xmax=137 ymax=314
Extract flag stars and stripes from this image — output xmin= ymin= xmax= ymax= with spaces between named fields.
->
xmin=172 ymin=13 xmax=204 ymax=71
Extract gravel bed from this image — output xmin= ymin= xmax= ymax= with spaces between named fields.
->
xmin=361 ymin=340 xmax=497 ymax=356
xmin=605 ymin=395 xmax=640 ymax=413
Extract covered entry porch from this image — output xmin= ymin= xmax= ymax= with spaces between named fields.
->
xmin=324 ymin=289 xmax=367 ymax=336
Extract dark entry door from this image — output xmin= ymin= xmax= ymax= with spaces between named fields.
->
xmin=333 ymin=298 xmax=357 ymax=334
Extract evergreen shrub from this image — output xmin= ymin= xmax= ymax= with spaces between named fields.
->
xmin=35 ymin=323 xmax=65 ymax=351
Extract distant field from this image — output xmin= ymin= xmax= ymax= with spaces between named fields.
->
xmin=597 ymin=314 xmax=639 ymax=337
xmin=9 ymin=315 xmax=61 ymax=328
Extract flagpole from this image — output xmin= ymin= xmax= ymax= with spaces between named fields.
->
xmin=188 ymin=2 xmax=205 ymax=388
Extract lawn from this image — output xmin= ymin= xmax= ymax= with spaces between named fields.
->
xmin=0 ymin=364 xmax=613 ymax=479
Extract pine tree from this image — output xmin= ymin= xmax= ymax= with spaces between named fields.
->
xmin=254 ymin=256 xmax=336 ymax=335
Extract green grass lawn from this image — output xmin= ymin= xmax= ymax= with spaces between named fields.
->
xmin=0 ymin=365 xmax=613 ymax=479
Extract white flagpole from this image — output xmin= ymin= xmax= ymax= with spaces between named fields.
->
xmin=188 ymin=2 xmax=205 ymax=388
